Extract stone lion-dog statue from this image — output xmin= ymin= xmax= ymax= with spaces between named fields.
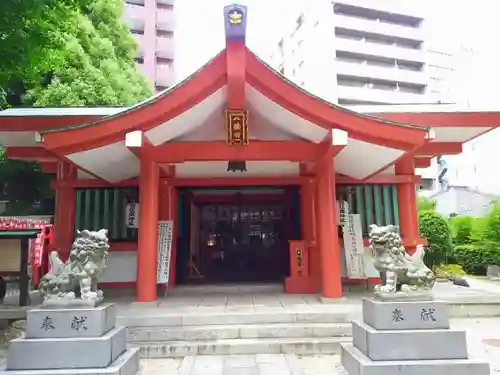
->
xmin=369 ymin=224 xmax=435 ymax=301
xmin=38 ymin=229 xmax=109 ymax=307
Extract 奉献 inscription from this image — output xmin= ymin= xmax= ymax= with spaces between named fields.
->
xmin=40 ymin=316 xmax=55 ymax=331
xmin=71 ymin=316 xmax=88 ymax=331
xmin=421 ymin=308 xmax=437 ymax=322
xmin=391 ymin=308 xmax=404 ymax=322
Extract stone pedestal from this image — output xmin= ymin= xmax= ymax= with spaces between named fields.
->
xmin=0 ymin=303 xmax=139 ymax=375
xmin=341 ymin=298 xmax=490 ymax=375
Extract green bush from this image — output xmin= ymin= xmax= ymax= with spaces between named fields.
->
xmin=435 ymin=263 xmax=466 ymax=278
xmin=449 ymin=216 xmax=474 ymax=245
xmin=419 ymin=210 xmax=453 ymax=270
xmin=453 ymin=242 xmax=500 ymax=275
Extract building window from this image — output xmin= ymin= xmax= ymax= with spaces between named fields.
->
xmin=156 ymin=30 xmax=173 ymax=38
xmin=131 ymin=29 xmax=144 ymax=35
xmin=134 ymin=57 xmax=144 ymax=64
xmin=155 ymin=85 xmax=168 ymax=92
xmin=156 ymin=57 xmax=173 ymax=66
xmin=156 ymin=2 xmax=173 ymax=9
xmin=126 ymin=0 xmax=145 ymax=5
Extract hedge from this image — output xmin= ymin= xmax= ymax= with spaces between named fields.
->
xmin=453 ymin=242 xmax=500 ymax=275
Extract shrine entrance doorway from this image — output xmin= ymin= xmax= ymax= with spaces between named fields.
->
xmin=175 ymin=186 xmax=301 ymax=285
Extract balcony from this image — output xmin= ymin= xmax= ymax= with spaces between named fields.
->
xmin=155 ymin=63 xmax=175 ymax=88
xmin=335 ymin=61 xmax=427 ymax=86
xmin=334 ymin=38 xmax=424 ymax=64
xmin=156 ymin=36 xmax=175 ymax=60
xmin=337 ymin=85 xmax=427 ymax=104
xmin=123 ymin=3 xmax=146 ymax=32
xmin=335 ymin=14 xmax=424 ymax=42
xmin=156 ymin=8 xmax=175 ymax=32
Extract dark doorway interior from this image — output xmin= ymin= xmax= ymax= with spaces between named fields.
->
xmin=175 ymin=186 xmax=301 ymax=285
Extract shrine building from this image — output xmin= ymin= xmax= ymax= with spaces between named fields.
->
xmin=1 ymin=5 xmax=500 ymax=302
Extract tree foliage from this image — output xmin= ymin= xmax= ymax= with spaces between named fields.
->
xmin=0 ymin=0 xmax=152 ymax=214
xmin=419 ymin=210 xmax=453 ymax=270
xmin=1 ymin=0 xmax=152 ymax=107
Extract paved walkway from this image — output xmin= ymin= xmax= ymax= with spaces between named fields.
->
xmin=135 ymin=317 xmax=500 ymax=375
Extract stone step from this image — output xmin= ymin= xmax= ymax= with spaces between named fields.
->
xmin=132 ymin=336 xmax=351 ymax=358
xmin=118 ymin=309 xmax=357 ymax=327
xmin=167 ymin=284 xmax=284 ymax=296
xmin=0 ymin=348 xmax=140 ymax=375
xmin=128 ymin=322 xmax=353 ymax=342
xmin=341 ymin=343 xmax=489 ymax=375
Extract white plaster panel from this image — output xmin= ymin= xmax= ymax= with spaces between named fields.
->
xmin=67 ymin=141 xmax=140 ymax=182
xmin=246 ymin=84 xmax=329 ymax=143
xmin=77 ymin=170 xmax=94 ymax=180
xmin=431 ymin=127 xmax=490 ymax=143
xmin=340 ymin=246 xmax=379 ymax=278
xmin=98 ymin=251 xmax=137 ymax=283
xmin=335 ymin=138 xmax=403 ymax=179
xmin=173 ymin=161 xmax=300 ymax=178
xmin=0 ymin=131 xmax=39 ymax=147
xmin=145 ymin=87 xmax=227 ymax=145
xmin=378 ymin=166 xmax=395 ymax=176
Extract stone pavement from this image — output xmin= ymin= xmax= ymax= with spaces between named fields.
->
xmin=134 ymin=317 xmax=500 ymax=375
xmin=1 ymin=318 xmax=500 ymax=374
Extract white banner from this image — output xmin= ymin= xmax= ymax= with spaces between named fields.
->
xmin=157 ymin=220 xmax=173 ymax=284
xmin=125 ymin=203 xmax=139 ymax=228
xmin=342 ymin=214 xmax=366 ymax=279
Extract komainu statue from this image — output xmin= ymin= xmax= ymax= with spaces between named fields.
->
xmin=39 ymin=229 xmax=109 ymax=307
xmin=369 ymin=224 xmax=435 ymax=301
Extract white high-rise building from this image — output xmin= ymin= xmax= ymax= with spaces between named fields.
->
xmin=268 ymin=0 xmax=462 ymax=195
xmin=268 ymin=0 xmax=458 ymax=106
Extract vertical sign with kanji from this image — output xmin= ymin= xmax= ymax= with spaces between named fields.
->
xmin=157 ymin=220 xmax=173 ymax=284
xmin=226 ymin=110 xmax=249 ymax=146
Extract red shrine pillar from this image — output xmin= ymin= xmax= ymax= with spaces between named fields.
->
xmin=315 ymin=157 xmax=343 ymax=299
xmin=136 ymin=157 xmax=160 ymax=302
xmin=395 ymin=154 xmax=420 ymax=253
xmin=300 ymin=178 xmax=320 ymax=287
xmin=53 ymin=161 xmax=76 ymax=260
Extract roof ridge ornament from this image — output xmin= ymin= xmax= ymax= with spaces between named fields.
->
xmin=224 ymin=4 xmax=247 ymax=42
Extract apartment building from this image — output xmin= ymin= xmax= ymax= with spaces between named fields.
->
xmin=123 ymin=0 xmax=176 ymax=92
xmin=268 ymin=0 xmax=456 ymax=106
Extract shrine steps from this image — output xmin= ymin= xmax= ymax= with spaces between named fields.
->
xmin=121 ymin=310 xmax=356 ymax=358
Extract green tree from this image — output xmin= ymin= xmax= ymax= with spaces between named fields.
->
xmin=419 ymin=210 xmax=453 ymax=270
xmin=417 ymin=196 xmax=436 ymax=212
xmin=0 ymin=0 xmax=152 ymax=214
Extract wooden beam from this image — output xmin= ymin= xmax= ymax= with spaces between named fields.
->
xmin=5 ymin=147 xmax=57 ymax=162
xmin=414 ymin=157 xmax=433 ymax=168
xmin=153 ymin=140 xmax=321 ymax=163
xmin=416 ymin=142 xmax=462 ymax=155
xmin=169 ymin=177 xmax=303 ymax=187
xmin=313 ymin=129 xmax=348 ymax=173
xmin=336 ymin=174 xmax=421 ymax=185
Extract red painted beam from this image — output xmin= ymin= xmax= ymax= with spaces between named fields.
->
xmin=40 ymin=162 xmax=58 ymax=174
xmin=336 ymin=174 xmax=421 ymax=185
xmin=6 ymin=147 xmax=57 ymax=162
xmin=169 ymin=177 xmax=304 ymax=187
xmin=414 ymin=157 xmax=432 ymax=168
xmin=416 ymin=142 xmax=462 ymax=155
xmin=154 ymin=141 xmax=321 ymax=163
